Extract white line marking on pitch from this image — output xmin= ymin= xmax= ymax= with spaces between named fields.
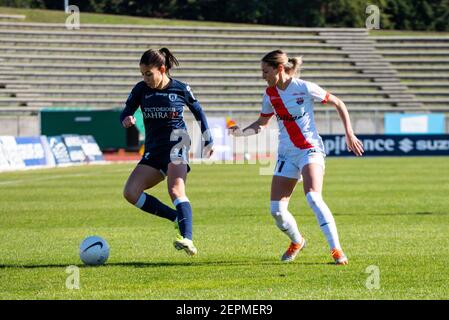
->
xmin=0 ymin=165 xmax=132 ymax=186
xmin=0 ymin=173 xmax=92 ymax=186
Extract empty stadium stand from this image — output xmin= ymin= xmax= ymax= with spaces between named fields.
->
xmin=0 ymin=21 xmax=448 ymax=111
xmin=0 ymin=14 xmax=25 ymax=21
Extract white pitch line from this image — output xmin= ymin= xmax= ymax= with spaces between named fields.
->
xmin=0 ymin=173 xmax=92 ymax=186
xmin=0 ymin=167 xmax=133 ymax=186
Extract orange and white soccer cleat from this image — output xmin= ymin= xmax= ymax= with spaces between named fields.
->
xmin=281 ymin=238 xmax=306 ymax=262
xmin=331 ymin=248 xmax=348 ymax=265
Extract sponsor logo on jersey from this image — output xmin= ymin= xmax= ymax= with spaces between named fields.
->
xmin=144 ymin=92 xmax=178 ymax=101
xmin=142 ymin=107 xmax=179 ymax=119
xmin=276 ymin=111 xmax=306 ymax=122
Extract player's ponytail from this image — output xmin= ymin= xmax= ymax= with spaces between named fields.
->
xmin=285 ymin=56 xmax=302 ymax=77
xmin=139 ymin=48 xmax=179 ymax=74
xmin=158 ymin=47 xmax=179 ymax=72
xmin=261 ymin=49 xmax=302 ymax=77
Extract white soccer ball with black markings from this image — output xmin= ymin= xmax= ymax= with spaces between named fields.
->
xmin=79 ymin=236 xmax=110 ymax=266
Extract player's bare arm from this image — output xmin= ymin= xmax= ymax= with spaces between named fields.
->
xmin=327 ymin=94 xmax=364 ymax=157
xmin=229 ymin=115 xmax=272 ymax=137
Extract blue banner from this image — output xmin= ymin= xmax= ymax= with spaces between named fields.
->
xmin=1 ymin=134 xmax=104 ymax=171
xmin=15 ymin=136 xmax=54 ymax=167
xmin=62 ymin=134 xmax=88 ymax=163
xmin=384 ymin=113 xmax=445 ymax=134
xmin=0 ymin=136 xmax=25 ymax=170
xmin=322 ymin=134 xmax=449 ymax=156
xmin=47 ymin=136 xmax=71 ymax=165
xmin=80 ymin=135 xmax=104 ymax=162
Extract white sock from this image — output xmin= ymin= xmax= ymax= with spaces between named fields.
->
xmin=306 ymin=192 xmax=341 ymax=250
xmin=173 ymin=196 xmax=189 ymax=207
xmin=270 ymin=200 xmax=303 ymax=244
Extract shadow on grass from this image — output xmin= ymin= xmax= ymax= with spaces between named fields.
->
xmin=0 ymin=259 xmax=328 ymax=269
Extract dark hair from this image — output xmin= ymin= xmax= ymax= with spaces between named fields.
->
xmin=261 ymin=49 xmax=302 ymax=76
xmin=139 ymin=47 xmax=179 ymax=74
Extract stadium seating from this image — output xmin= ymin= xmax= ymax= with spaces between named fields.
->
xmin=0 ymin=21 xmax=447 ymax=110
xmin=0 ymin=14 xmax=25 ymax=21
xmin=372 ymin=36 xmax=449 ymax=108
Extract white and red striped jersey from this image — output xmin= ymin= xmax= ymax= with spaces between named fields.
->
xmin=261 ymin=78 xmax=330 ymax=155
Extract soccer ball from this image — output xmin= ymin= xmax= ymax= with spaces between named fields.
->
xmin=79 ymin=236 xmax=110 ymax=266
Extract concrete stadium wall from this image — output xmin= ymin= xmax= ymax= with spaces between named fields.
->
xmin=0 ymin=112 xmax=368 ymax=138
xmin=1 ymin=112 xmax=448 ymax=155
xmin=0 ymin=115 xmax=40 ymax=136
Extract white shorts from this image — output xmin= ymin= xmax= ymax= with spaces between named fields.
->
xmin=273 ymin=148 xmax=325 ymax=181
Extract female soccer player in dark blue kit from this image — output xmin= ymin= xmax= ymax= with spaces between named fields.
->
xmin=121 ymin=48 xmax=213 ymax=256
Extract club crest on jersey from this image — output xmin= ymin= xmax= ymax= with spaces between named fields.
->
xmin=169 ymin=93 xmax=178 ymax=101
xmin=296 ymin=97 xmax=304 ymax=105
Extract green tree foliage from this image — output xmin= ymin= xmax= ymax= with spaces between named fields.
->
xmin=1 ymin=0 xmax=448 ymax=31
xmin=0 ymin=0 xmax=45 ymax=8
xmin=384 ymin=0 xmax=449 ymax=31
xmin=323 ymin=0 xmax=366 ymax=27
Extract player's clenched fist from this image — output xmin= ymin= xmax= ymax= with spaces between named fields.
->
xmin=122 ymin=115 xmax=136 ymax=128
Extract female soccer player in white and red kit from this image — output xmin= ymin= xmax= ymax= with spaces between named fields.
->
xmin=230 ymin=50 xmax=364 ymax=265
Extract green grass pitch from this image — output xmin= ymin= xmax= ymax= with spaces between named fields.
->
xmin=0 ymin=157 xmax=448 ymax=299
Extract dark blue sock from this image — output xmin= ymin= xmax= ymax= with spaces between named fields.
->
xmin=138 ymin=193 xmax=177 ymax=222
xmin=175 ymin=200 xmax=193 ymax=240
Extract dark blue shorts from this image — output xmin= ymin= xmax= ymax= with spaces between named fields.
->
xmin=138 ymin=145 xmax=190 ymax=177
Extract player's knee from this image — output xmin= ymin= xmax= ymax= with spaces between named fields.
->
xmin=270 ymin=200 xmax=289 ymax=216
xmin=306 ymin=192 xmax=334 ymax=224
xmin=168 ymin=186 xmax=184 ymax=200
xmin=123 ymin=187 xmax=139 ymax=204
xmin=270 ymin=200 xmax=292 ymax=230
xmin=306 ymin=191 xmax=322 ymax=207
xmin=270 ymin=201 xmax=280 ymax=215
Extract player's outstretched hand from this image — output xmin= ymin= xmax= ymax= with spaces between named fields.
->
xmin=122 ymin=115 xmax=136 ymax=128
xmin=346 ymin=133 xmax=364 ymax=156
xmin=227 ymin=117 xmax=243 ymax=137
xmin=202 ymin=143 xmax=214 ymax=159
xmin=228 ymin=125 xmax=244 ymax=137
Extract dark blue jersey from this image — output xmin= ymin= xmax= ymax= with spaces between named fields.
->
xmin=120 ymin=78 xmax=212 ymax=152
